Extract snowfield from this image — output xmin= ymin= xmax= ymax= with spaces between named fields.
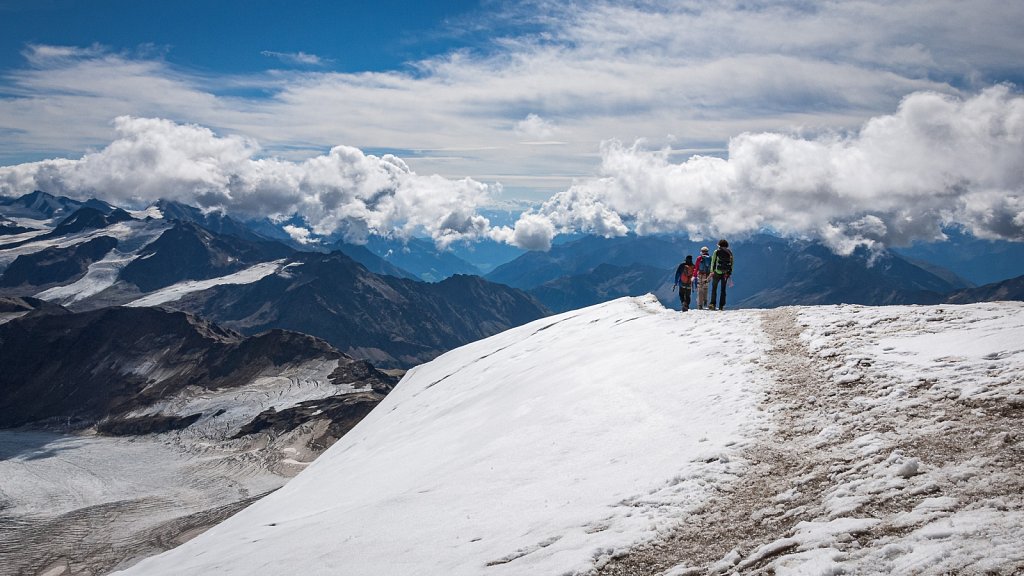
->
xmin=0 ymin=357 xmax=367 ymax=575
xmin=125 ymin=259 xmax=287 ymax=307
xmin=116 ymin=296 xmax=1024 ymax=576
xmin=1 ymin=219 xmax=172 ymax=305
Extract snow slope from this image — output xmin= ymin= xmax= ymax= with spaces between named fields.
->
xmin=125 ymin=259 xmax=286 ymax=307
xmin=119 ymin=295 xmax=770 ymax=575
xmin=2 ymin=220 xmax=172 ymax=305
xmin=117 ymin=298 xmax=1024 ymax=575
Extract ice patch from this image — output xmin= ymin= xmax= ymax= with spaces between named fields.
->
xmin=126 ymin=259 xmax=287 ymax=307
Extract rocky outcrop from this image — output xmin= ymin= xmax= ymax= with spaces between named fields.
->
xmin=0 ymin=305 xmax=396 ymax=430
xmin=119 ymin=221 xmax=293 ymax=292
xmin=945 ymin=274 xmax=1024 ymax=304
xmin=171 ymin=251 xmax=550 ymax=368
xmin=0 ymin=236 xmax=118 ymax=288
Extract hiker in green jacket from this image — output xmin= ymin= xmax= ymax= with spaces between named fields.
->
xmin=708 ymin=239 xmax=733 ymax=311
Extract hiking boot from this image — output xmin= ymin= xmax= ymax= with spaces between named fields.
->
xmin=708 ymin=304 xmax=716 ymax=310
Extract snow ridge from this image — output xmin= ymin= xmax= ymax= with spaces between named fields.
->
xmin=115 ymin=299 xmax=1024 ymax=576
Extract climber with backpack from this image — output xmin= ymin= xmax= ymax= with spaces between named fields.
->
xmin=672 ymin=254 xmax=695 ymax=312
xmin=708 ymin=239 xmax=733 ymax=311
xmin=694 ymin=246 xmax=712 ymax=310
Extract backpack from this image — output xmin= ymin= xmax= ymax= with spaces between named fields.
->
xmin=697 ymin=254 xmax=711 ymax=274
xmin=715 ymin=248 xmax=733 ymax=274
xmin=678 ymin=263 xmax=694 ymax=284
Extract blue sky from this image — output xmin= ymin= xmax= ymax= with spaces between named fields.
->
xmin=1 ymin=1 xmax=1023 ymax=251
xmin=0 ymin=0 xmax=487 ymax=74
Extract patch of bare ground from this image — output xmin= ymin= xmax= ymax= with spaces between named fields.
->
xmin=596 ymin=308 xmax=835 ymax=575
xmin=597 ymin=307 xmax=1024 ymax=575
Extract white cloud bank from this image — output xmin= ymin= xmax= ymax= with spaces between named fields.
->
xmin=0 ymin=117 xmax=495 ymax=249
xmin=1 ymin=87 xmax=1022 ymax=252
xmin=512 ymin=86 xmax=1024 ymax=252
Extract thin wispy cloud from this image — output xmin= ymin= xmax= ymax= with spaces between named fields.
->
xmin=260 ymin=50 xmax=330 ymax=67
xmin=0 ymin=1 xmax=1022 ymax=250
xmin=21 ymin=43 xmax=106 ymax=65
xmin=7 ymin=1 xmax=1017 ymax=181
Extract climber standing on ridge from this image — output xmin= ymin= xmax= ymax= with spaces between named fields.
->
xmin=694 ymin=246 xmax=712 ymax=310
xmin=708 ymin=239 xmax=733 ymax=311
xmin=673 ymin=254 xmax=695 ymax=312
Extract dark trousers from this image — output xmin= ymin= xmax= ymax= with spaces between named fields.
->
xmin=711 ymin=274 xmax=728 ymax=309
xmin=678 ymin=286 xmax=691 ymax=311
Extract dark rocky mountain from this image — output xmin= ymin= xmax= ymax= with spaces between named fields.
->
xmin=191 ymin=210 xmax=420 ymax=279
xmin=733 ymin=238 xmax=959 ymax=307
xmin=487 ymin=234 xmax=691 ymax=289
xmin=52 ymin=206 xmax=133 ymax=235
xmin=893 ymin=228 xmax=1024 ymax=286
xmin=448 ymin=237 xmax=526 ymax=274
xmin=0 ymin=295 xmax=64 ymax=319
xmin=0 ymin=236 xmax=118 ymax=289
xmin=0 ymin=190 xmax=113 ymax=221
xmin=356 ymin=236 xmax=481 ymax=281
xmin=333 ymin=242 xmax=419 ymax=279
xmin=119 ymin=221 xmax=294 ymax=292
xmin=530 ymin=262 xmax=673 ymax=313
xmin=945 ymin=274 xmax=1024 ymax=304
xmin=0 ymin=205 xmax=133 ymax=250
xmin=492 ymin=234 xmax=968 ymax=310
xmin=0 ymin=305 xmax=396 ymax=433
xmin=0 ymin=301 xmax=401 ymax=576
xmin=0 ymin=195 xmax=545 ymax=368
xmin=153 ymin=199 xmax=270 ymax=243
xmin=168 ymin=250 xmax=550 ymax=367
xmin=899 ymin=256 xmax=976 ymax=290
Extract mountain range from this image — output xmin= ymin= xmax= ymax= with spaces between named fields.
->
xmin=486 ymin=233 xmax=1024 ymax=312
xmin=2 ymin=188 xmax=1023 ymax=575
xmin=0 ymin=191 xmax=550 ymax=368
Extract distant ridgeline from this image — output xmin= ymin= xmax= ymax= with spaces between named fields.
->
xmin=2 ymin=190 xmax=1022 ymax=353
xmin=484 ymin=233 xmax=1024 ymax=313
xmin=0 ymin=191 xmax=551 ymax=369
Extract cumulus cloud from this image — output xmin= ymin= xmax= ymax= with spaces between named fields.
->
xmin=0 ymin=116 xmax=499 ymax=249
xmin=283 ymin=224 xmax=315 ymax=244
xmin=514 ymin=114 xmax=559 ymax=142
xmin=508 ymin=86 xmax=1024 ymax=253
